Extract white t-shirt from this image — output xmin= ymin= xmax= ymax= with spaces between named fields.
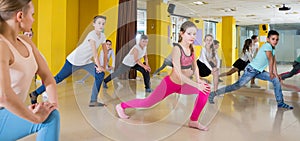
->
xmin=122 ymin=44 xmax=147 ymax=67
xmin=252 ymin=42 xmax=259 ymax=57
xmin=198 ymin=47 xmax=220 ymax=70
xmin=240 ymin=50 xmax=253 ymax=62
xmin=67 ymin=30 xmax=106 ymax=66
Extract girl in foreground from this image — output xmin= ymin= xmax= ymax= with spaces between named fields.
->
xmin=115 ymin=21 xmax=210 ymax=131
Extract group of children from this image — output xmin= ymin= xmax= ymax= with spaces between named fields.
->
xmin=0 ymin=0 xmax=296 ymax=140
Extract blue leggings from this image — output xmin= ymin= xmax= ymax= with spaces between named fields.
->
xmin=0 ymin=109 xmax=60 ymax=141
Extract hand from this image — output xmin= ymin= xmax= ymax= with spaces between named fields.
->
xmin=144 ymin=65 xmax=151 ymax=72
xmin=212 ymin=67 xmax=218 ymax=72
xmin=108 ymin=66 xmax=113 ymax=71
xmin=197 ymin=78 xmax=206 ymax=84
xmin=28 ymin=102 xmax=56 ymax=123
xmin=198 ymin=82 xmax=210 ymax=94
xmin=270 ymin=73 xmax=275 ymax=79
xmin=276 ymin=74 xmax=282 ymax=81
xmin=95 ymin=65 xmax=104 ymax=73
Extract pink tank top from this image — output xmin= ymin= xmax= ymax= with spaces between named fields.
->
xmin=174 ymin=43 xmax=194 ymax=69
xmin=0 ymin=35 xmax=38 ymax=102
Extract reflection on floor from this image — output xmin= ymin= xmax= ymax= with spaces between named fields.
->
xmin=20 ymin=65 xmax=300 ymax=141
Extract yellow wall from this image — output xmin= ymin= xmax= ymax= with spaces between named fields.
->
xmin=259 ymin=24 xmax=269 ymax=47
xmin=79 ymin=0 xmax=98 ymax=37
xmin=31 ymin=0 xmax=38 ymax=44
xmin=51 ymin=0 xmax=67 ymax=74
xmin=66 ymin=0 xmax=79 ymax=55
xmin=221 ymin=16 xmax=236 ymax=67
xmin=147 ymin=0 xmax=170 ymax=72
xmin=98 ymin=0 xmax=119 ymax=52
xmin=36 ymin=0 xmax=53 ymax=69
xmin=35 ymin=0 xmax=79 ymax=75
xmin=216 ymin=22 xmax=223 ymax=65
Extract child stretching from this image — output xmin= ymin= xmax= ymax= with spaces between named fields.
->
xmin=219 ymin=39 xmax=253 ymax=78
xmin=103 ymin=35 xmax=152 ymax=92
xmin=197 ymin=35 xmax=221 ymax=92
xmin=29 ymin=15 xmax=108 ymax=107
xmin=115 ymin=21 xmax=211 ymax=131
xmin=209 ymin=30 xmax=293 ymax=110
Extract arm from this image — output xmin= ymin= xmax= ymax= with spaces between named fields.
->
xmin=199 ymin=47 xmax=213 ymax=70
xmin=20 ymin=36 xmax=58 ymax=105
xmin=215 ymin=52 xmax=221 ymax=68
xmin=0 ymin=41 xmax=54 ymax=123
xmin=132 ymin=48 xmax=151 ymax=72
xmin=266 ymin=51 xmax=275 ymax=79
xmin=111 ymin=49 xmax=116 ymax=68
xmin=102 ymin=43 xmax=108 ymax=70
xmin=246 ymin=51 xmax=253 ymax=62
xmin=99 ymin=50 xmax=104 ymax=67
xmin=172 ymin=46 xmax=209 ymax=92
xmin=273 ymin=56 xmax=280 ymax=78
xmin=89 ymin=39 xmax=104 ymax=72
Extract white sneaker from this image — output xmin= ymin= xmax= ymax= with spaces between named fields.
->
xmin=117 ymin=82 xmax=123 ymax=88
xmin=42 ymin=92 xmax=48 ymax=102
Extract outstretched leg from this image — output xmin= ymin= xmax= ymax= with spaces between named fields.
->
xmin=219 ymin=67 xmax=239 ymax=77
xmin=209 ymin=65 xmax=256 ymax=104
xmin=255 ymin=71 xmax=293 ymax=109
xmin=117 ymin=76 xmax=180 ymax=118
xmin=30 ymin=60 xmax=80 ymax=104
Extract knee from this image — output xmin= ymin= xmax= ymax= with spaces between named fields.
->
xmin=198 ymin=90 xmax=209 ymax=99
xmin=95 ymin=72 xmax=104 ymax=80
xmin=44 ymin=110 xmax=60 ymax=126
xmin=54 ymin=76 xmax=62 ymax=83
xmin=271 ymin=77 xmax=280 ymax=84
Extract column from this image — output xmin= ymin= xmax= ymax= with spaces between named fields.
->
xmin=147 ymin=0 xmax=170 ymax=72
xmin=221 ymin=16 xmax=237 ymax=67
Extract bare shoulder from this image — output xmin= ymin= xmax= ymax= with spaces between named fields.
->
xmin=0 ymin=39 xmax=10 ymax=53
xmin=0 ymin=39 xmax=13 ymax=63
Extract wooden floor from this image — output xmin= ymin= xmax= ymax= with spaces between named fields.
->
xmin=20 ymin=65 xmax=300 ymax=141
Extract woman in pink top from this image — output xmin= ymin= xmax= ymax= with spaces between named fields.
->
xmin=115 ymin=21 xmax=210 ymax=131
xmin=0 ymin=0 xmax=60 ymax=140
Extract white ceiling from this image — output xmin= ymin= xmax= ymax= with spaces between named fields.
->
xmin=138 ymin=0 xmax=300 ymax=26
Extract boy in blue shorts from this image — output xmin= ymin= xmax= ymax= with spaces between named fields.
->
xmin=209 ymin=30 xmax=293 ymax=110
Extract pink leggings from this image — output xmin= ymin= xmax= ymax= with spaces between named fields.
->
xmin=121 ymin=76 xmax=209 ymax=121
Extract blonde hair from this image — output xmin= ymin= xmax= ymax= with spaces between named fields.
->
xmin=0 ymin=0 xmax=31 ymax=21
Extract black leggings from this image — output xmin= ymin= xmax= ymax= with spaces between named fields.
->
xmin=103 ymin=63 xmax=151 ymax=89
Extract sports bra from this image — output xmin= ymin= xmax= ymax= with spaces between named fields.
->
xmin=173 ymin=43 xmax=194 ymax=69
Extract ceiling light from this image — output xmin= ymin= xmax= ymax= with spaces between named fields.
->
xmin=246 ymin=14 xmax=256 ymax=17
xmin=285 ymin=11 xmax=298 ymax=14
xmin=220 ymin=8 xmax=236 ymax=12
xmin=193 ymin=1 xmax=205 ymax=5
xmin=265 ymin=5 xmax=277 ymax=8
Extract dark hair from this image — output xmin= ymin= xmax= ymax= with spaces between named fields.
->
xmin=140 ymin=34 xmax=148 ymax=40
xmin=93 ymin=15 xmax=106 ymax=23
xmin=106 ymin=39 xmax=112 ymax=44
xmin=0 ymin=0 xmax=31 ymax=21
xmin=178 ymin=21 xmax=196 ymax=53
xmin=242 ymin=39 xmax=252 ymax=54
xmin=251 ymin=35 xmax=257 ymax=40
xmin=211 ymin=40 xmax=219 ymax=58
xmin=267 ymin=30 xmax=279 ymax=38
xmin=204 ymin=34 xmax=214 ymax=41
